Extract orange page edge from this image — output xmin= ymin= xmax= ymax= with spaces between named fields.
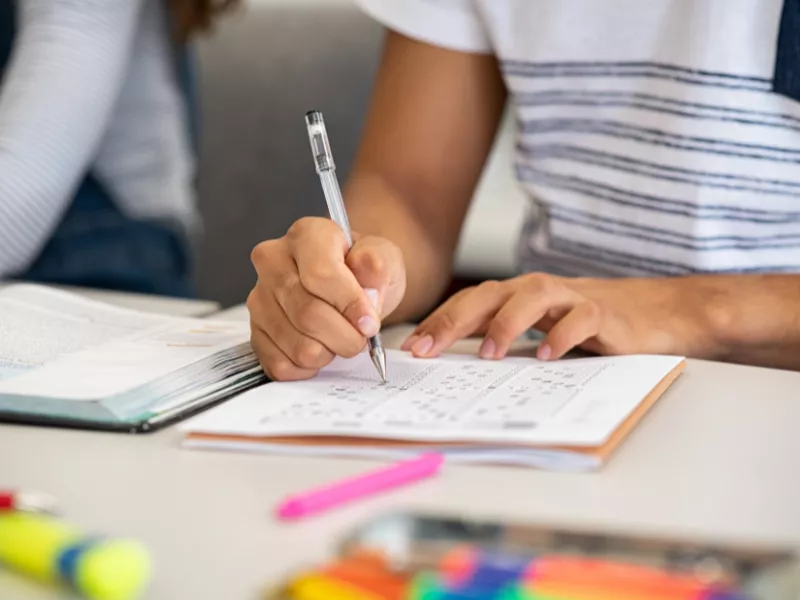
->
xmin=184 ymin=359 xmax=687 ymax=466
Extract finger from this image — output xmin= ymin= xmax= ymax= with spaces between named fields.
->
xmin=411 ymin=281 xmax=511 ymax=358
xmin=401 ymin=289 xmax=472 ymax=351
xmin=275 ymin=280 xmax=367 ymax=359
xmin=539 ymin=301 xmax=602 ymax=361
xmin=248 ymin=286 xmax=335 ymax=370
xmin=266 ymin=290 xmax=340 ymax=369
xmin=346 ymin=235 xmax=405 ymax=317
xmin=250 ymin=322 xmax=318 ymax=382
xmin=287 ymin=218 xmax=381 ymax=338
xmin=483 ymin=283 xmax=578 ymax=359
xmin=400 ymin=332 xmax=422 ymax=352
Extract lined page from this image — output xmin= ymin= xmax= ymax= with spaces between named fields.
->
xmin=184 ymin=351 xmax=683 ymax=447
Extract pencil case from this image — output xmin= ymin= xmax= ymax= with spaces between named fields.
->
xmin=263 ymin=512 xmax=800 ymax=600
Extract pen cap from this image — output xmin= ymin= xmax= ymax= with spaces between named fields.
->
xmin=305 ymin=110 xmax=335 ymax=173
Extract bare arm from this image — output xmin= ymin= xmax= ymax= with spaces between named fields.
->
xmin=344 ymin=31 xmax=507 ymax=324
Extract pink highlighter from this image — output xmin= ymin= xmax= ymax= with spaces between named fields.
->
xmin=275 ymin=453 xmax=445 ymax=521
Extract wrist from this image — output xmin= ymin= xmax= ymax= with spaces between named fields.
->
xmin=682 ymin=276 xmax=761 ymax=361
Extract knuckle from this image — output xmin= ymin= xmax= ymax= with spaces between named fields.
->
xmin=430 ymin=310 xmax=457 ymax=335
xmin=293 ymin=298 xmax=323 ymax=334
xmin=299 ymin=264 xmax=338 ymax=292
xmin=250 ymin=240 xmax=277 ymax=265
xmin=490 ymin=316 xmax=518 ymax=341
xmin=268 ymin=359 xmax=300 ymax=382
xmin=293 ymin=339 xmax=327 ymax=369
xmin=276 ymin=269 xmax=300 ymax=294
xmin=361 ymin=250 xmax=388 ymax=278
xmin=476 ymin=280 xmax=502 ymax=296
xmin=584 ymin=301 xmax=603 ymax=323
xmin=525 ymin=272 xmax=557 ymax=294
xmin=245 ymin=289 xmax=259 ymax=313
xmin=287 ymin=217 xmax=317 ymax=239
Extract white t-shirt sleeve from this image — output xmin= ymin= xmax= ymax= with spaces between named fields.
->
xmin=355 ymin=0 xmax=492 ymax=54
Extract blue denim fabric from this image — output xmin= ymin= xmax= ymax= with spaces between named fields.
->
xmin=22 ymin=176 xmax=195 ymax=297
xmin=774 ymin=0 xmax=800 ymax=100
xmin=0 ymin=0 xmax=197 ymax=298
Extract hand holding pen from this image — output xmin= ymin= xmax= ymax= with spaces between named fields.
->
xmin=304 ymin=110 xmax=388 ymax=381
xmin=246 ymin=115 xmax=406 ymax=382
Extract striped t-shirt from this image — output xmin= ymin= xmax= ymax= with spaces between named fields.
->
xmin=357 ymin=0 xmax=800 ymax=277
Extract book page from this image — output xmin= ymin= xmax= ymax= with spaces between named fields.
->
xmin=184 ymin=350 xmax=684 ymax=447
xmin=0 ymin=284 xmax=171 ymax=380
xmin=0 ymin=318 xmax=252 ymax=401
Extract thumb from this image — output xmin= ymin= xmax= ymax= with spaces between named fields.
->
xmin=346 ymin=235 xmax=405 ymax=318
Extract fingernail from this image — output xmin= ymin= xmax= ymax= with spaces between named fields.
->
xmin=479 ymin=338 xmax=496 ymax=360
xmin=401 ymin=334 xmax=420 ymax=351
xmin=537 ymin=344 xmax=552 ymax=361
xmin=364 ymin=288 xmax=380 ymax=311
xmin=357 ymin=315 xmax=380 ymax=337
xmin=411 ymin=335 xmax=434 ymax=357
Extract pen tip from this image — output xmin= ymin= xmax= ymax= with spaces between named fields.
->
xmin=370 ymin=348 xmax=388 ymax=384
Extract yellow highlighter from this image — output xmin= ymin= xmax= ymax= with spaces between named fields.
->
xmin=0 ymin=511 xmax=151 ymax=600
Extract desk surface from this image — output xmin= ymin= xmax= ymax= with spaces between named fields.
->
xmin=2 ymin=299 xmax=800 ymax=600
xmin=0 ymin=282 xmax=221 ymax=318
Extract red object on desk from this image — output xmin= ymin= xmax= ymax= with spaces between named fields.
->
xmin=0 ymin=490 xmax=58 ymax=513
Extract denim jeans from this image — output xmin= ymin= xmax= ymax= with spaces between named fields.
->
xmin=19 ymin=175 xmax=195 ymax=298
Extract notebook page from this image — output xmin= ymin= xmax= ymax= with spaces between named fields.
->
xmin=181 ymin=436 xmax=602 ymax=471
xmin=0 ymin=284 xmax=170 ymax=380
xmin=183 ymin=350 xmax=683 ymax=447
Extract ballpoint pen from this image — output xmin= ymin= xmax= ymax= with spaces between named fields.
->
xmin=305 ymin=110 xmax=388 ymax=383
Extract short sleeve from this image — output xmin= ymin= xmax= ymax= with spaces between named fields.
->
xmin=355 ymin=0 xmax=492 ymax=54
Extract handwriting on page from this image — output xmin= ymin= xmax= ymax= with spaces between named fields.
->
xmin=262 ymin=354 xmax=607 ymax=431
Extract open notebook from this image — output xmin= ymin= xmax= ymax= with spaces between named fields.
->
xmin=0 ymin=284 xmax=265 ymax=432
xmin=181 ymin=349 xmax=685 ymax=471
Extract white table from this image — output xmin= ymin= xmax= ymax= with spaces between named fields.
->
xmin=0 ymin=282 xmax=221 ymax=318
xmin=2 ymin=299 xmax=800 ymax=600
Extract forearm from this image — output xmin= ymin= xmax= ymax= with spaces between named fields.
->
xmin=689 ymin=274 xmax=800 ymax=370
xmin=345 ymin=172 xmax=453 ymax=324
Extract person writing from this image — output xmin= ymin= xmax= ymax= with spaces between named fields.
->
xmin=248 ymin=0 xmax=800 ymax=377
xmin=0 ymin=0 xmax=236 ymax=296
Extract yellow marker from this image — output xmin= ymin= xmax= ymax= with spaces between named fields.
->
xmin=0 ymin=512 xmax=151 ymax=600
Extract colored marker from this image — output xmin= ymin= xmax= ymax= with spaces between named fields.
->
xmin=0 ymin=489 xmax=58 ymax=514
xmin=440 ymin=547 xmax=532 ymax=589
xmin=275 ymin=453 xmax=445 ymax=520
xmin=526 ymin=556 xmax=720 ymax=594
xmin=0 ymin=511 xmax=151 ymax=600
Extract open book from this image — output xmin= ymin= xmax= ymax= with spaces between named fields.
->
xmin=181 ymin=349 xmax=685 ymax=471
xmin=0 ymin=284 xmax=264 ymax=432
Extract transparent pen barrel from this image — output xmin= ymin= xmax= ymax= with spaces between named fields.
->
xmin=320 ymin=170 xmax=353 ymax=247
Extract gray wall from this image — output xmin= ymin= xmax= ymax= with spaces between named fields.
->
xmin=194 ymin=6 xmax=384 ymax=306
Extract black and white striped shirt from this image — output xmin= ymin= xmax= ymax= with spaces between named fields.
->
xmin=358 ymin=0 xmax=800 ymax=277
